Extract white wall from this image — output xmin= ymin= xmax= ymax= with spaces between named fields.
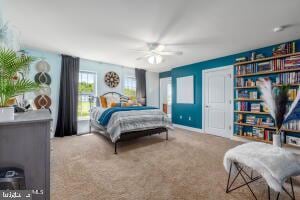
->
xmin=79 ymin=58 xmax=135 ymax=96
xmin=146 ymin=71 xmax=159 ymax=107
xmin=25 ymin=49 xmax=62 ymax=137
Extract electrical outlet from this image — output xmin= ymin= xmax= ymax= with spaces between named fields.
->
xmin=189 ymin=116 xmax=192 ymax=121
xmin=179 ymin=115 xmax=182 ymax=119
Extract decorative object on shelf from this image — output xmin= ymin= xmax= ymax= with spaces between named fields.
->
xmin=0 ymin=48 xmax=38 ymax=121
xmin=235 ymin=56 xmax=247 ymax=63
xmin=255 ymin=53 xmax=265 ymax=59
xmin=251 ymin=52 xmax=256 ymax=61
xmin=104 ymin=71 xmax=120 ymax=88
xmin=257 ymin=78 xmax=300 ymax=147
xmin=34 ymin=60 xmax=52 ymax=109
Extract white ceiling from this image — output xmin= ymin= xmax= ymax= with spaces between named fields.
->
xmin=2 ymin=0 xmax=300 ymax=72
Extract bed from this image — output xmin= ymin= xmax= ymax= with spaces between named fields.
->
xmin=89 ymin=92 xmax=172 ymax=154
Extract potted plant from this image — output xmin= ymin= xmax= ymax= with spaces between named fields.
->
xmin=258 ymin=78 xmax=300 ymax=147
xmin=0 ymin=48 xmax=38 ymax=121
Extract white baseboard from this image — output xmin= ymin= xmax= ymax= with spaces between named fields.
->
xmin=173 ymin=124 xmax=203 ymax=133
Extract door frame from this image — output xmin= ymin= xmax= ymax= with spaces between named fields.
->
xmin=159 ymin=77 xmax=172 ymax=115
xmin=202 ymin=65 xmax=234 ymax=138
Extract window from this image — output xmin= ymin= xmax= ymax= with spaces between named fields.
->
xmin=78 ymin=71 xmax=97 ymax=120
xmin=124 ymin=76 xmax=136 ymax=100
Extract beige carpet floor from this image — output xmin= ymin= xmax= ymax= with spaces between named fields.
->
xmin=51 ymin=128 xmax=300 ymax=200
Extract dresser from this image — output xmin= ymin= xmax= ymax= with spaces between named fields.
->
xmin=0 ymin=110 xmax=52 ymax=200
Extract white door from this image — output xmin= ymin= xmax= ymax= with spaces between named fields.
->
xmin=203 ymin=66 xmax=233 ymax=138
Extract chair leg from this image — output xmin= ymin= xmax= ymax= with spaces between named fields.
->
xmin=114 ymin=142 xmax=118 ymax=154
xmin=226 ymin=162 xmax=233 ymax=193
xmin=166 ymin=130 xmax=168 ymax=140
xmin=290 ymin=177 xmax=295 ymax=200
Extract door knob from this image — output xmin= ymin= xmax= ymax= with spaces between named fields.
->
xmin=205 ymin=105 xmax=209 ymax=108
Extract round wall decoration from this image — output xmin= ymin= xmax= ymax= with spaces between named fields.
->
xmin=104 ymin=71 xmax=120 ymax=88
xmin=34 ymin=95 xmax=52 ymax=109
xmin=34 ymin=59 xmax=52 ymax=110
xmin=34 ymin=72 xmax=51 ymax=85
xmin=36 ymin=60 xmax=50 ymax=72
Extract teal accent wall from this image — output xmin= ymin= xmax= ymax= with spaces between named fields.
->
xmin=161 ymin=39 xmax=300 ymax=129
xmin=159 ymin=71 xmax=171 ymax=78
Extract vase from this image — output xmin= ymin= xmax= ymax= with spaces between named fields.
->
xmin=0 ymin=107 xmax=14 ymax=121
xmin=273 ymin=134 xmax=282 ymax=147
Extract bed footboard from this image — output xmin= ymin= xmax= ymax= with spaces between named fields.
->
xmin=114 ymin=127 xmax=168 ymax=154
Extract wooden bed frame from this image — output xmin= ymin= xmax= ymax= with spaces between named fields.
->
xmin=89 ymin=92 xmax=169 ymax=154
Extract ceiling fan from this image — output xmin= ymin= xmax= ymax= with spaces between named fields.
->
xmin=132 ymin=43 xmax=183 ymax=65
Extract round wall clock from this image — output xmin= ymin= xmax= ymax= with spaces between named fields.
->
xmin=104 ymin=71 xmax=120 ymax=88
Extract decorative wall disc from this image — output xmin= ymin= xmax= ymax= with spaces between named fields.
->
xmin=34 ymin=59 xmax=52 ymax=110
xmin=34 ymin=95 xmax=52 ymax=109
xmin=36 ymin=60 xmax=50 ymax=72
xmin=34 ymin=72 xmax=51 ymax=85
xmin=35 ymin=84 xmax=51 ymax=96
xmin=104 ymin=71 xmax=120 ymax=88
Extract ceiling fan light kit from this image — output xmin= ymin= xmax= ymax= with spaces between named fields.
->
xmin=148 ymin=55 xmax=163 ymax=65
xmin=134 ymin=43 xmax=182 ymax=65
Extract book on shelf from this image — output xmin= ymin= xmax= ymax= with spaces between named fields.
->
xmin=270 ymin=58 xmax=285 ymax=71
xmin=237 ymin=102 xmax=250 ymax=111
xmin=245 ymin=115 xmax=256 ymax=124
xmin=237 ymin=90 xmax=258 ymax=99
xmin=284 ymin=120 xmax=300 ymax=131
xmin=236 ymin=78 xmax=256 ymax=87
xmin=257 ymin=61 xmax=271 ymax=72
xmin=250 ymin=103 xmax=261 ymax=112
xmin=288 ymin=88 xmax=298 ymax=101
xmin=264 ymin=130 xmax=275 ymax=141
xmin=237 ymin=114 xmax=243 ymax=123
xmin=272 ymin=42 xmax=296 ymax=56
xmin=285 ymin=55 xmax=300 ymax=69
xmin=276 ymin=72 xmax=300 ymax=85
xmin=253 ymin=127 xmax=264 ymax=139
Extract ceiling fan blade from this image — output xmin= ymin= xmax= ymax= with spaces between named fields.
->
xmin=129 ymin=49 xmax=150 ymax=53
xmin=154 ymin=51 xmax=183 ymax=56
xmin=155 ymin=44 xmax=165 ymax=51
xmin=136 ymin=54 xmax=151 ymax=60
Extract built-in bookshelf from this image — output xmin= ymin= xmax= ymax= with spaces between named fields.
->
xmin=233 ymin=41 xmax=300 ymax=147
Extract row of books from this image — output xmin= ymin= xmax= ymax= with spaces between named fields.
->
xmin=239 ymin=114 xmax=274 ymax=126
xmin=284 ymin=120 xmax=300 ymax=131
xmin=251 ymin=103 xmax=260 ymax=112
xmin=285 ymin=55 xmax=300 ymax=68
xmin=236 ymin=60 xmax=300 ymax=76
xmin=264 ymin=130 xmax=275 ymax=141
xmin=235 ymin=126 xmax=275 ymax=141
xmin=272 ymin=42 xmax=296 ymax=56
xmin=236 ymin=102 xmax=261 ymax=112
xmin=253 ymin=127 xmax=264 ymax=138
xmin=275 ymin=72 xmax=300 ymax=85
xmin=270 ymin=59 xmax=285 ymax=71
xmin=237 ymin=91 xmax=258 ymax=99
xmin=236 ymin=63 xmax=261 ymax=75
xmin=236 ymin=78 xmax=256 ymax=87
